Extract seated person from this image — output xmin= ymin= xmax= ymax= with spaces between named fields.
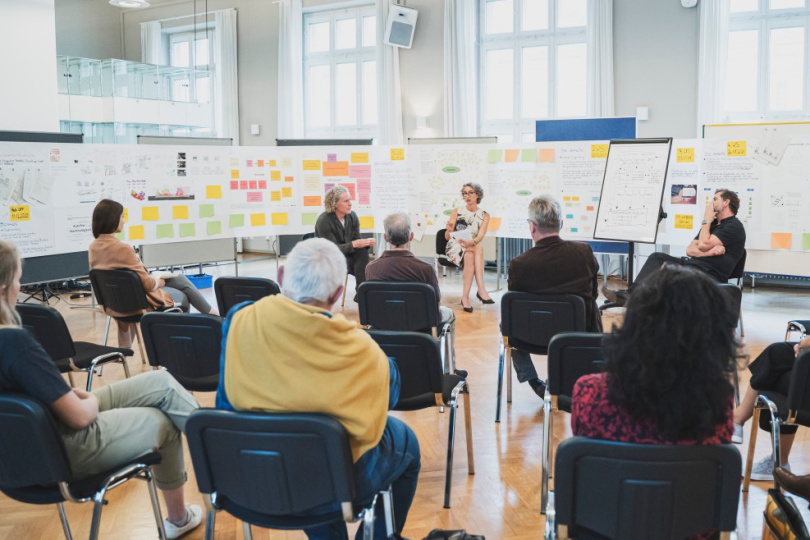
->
xmin=507 ymin=196 xmax=602 ymax=398
xmin=0 ymin=240 xmax=202 ymax=539
xmin=216 ymin=238 xmax=420 ymax=540
xmin=88 ymin=199 xmax=217 ymax=348
xmin=603 ymin=189 xmax=746 ymax=305
xmin=315 ymin=186 xmax=375 ymax=293
xmin=732 ymin=336 xmax=810 ymax=480
xmin=572 ymin=266 xmax=737 ymax=540
xmin=366 ymin=212 xmax=454 ymax=326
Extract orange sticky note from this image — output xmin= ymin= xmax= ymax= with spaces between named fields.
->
xmin=231 ymin=170 xmax=240 ymax=179
xmin=282 ymin=187 xmax=292 ymax=198
xmin=271 ymin=170 xmax=281 ymax=181
xmin=129 ymin=225 xmax=145 ymax=241
xmin=142 ymin=207 xmax=159 ymax=221
xmin=487 ymin=217 xmax=502 ymax=232
xmin=359 ymin=216 xmax=375 ymax=229
xmin=271 ymin=212 xmax=288 ymax=225
xmin=250 ymin=213 xmax=266 ymax=227
xmin=771 ymin=233 xmax=792 ymax=249
xmin=323 ymin=161 xmax=349 ymax=176
xmin=271 ymin=191 xmax=281 ymax=202
xmin=304 ymin=196 xmax=322 ymax=207
xmin=172 ymin=206 xmax=189 ymax=219
xmin=539 ymin=148 xmax=555 ymax=162
xmin=505 ymin=149 xmax=519 ymax=162
xmin=257 ymin=160 xmax=264 ymax=167
xmin=206 ymin=185 xmax=222 ymax=199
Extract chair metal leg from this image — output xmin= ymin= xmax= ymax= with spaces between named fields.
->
xmin=361 ymin=493 xmax=378 ymax=540
xmin=743 ymin=406 xmax=761 ymax=492
xmin=121 ymin=357 xmax=131 ymax=379
xmin=760 ymin=395 xmax=783 ymax=492
xmin=135 ymin=323 xmax=148 ymax=365
xmin=89 ymin=490 xmax=107 ymax=540
xmin=203 ymin=494 xmax=217 ymax=540
xmin=381 ymin=487 xmax=396 ymax=538
xmin=463 ymin=384 xmax=475 ymax=475
xmin=67 ymin=372 xmax=75 ymax=388
xmin=543 ymin=491 xmax=556 ymax=540
xmin=444 ymin=384 xmax=464 ymax=508
xmin=506 ymin=346 xmax=512 ymax=404
xmin=144 ymin=469 xmax=167 ymax=540
xmin=242 ymin=521 xmax=253 ymax=540
xmin=541 ymin=389 xmax=553 ymax=514
xmin=56 ymin=502 xmax=73 ymax=540
xmin=449 ymin=321 xmax=457 ymax=373
xmin=86 ymin=367 xmax=95 ymax=392
xmin=103 ymin=316 xmax=111 ymax=346
xmin=733 ymin=367 xmax=740 ymax=408
xmin=496 ymin=338 xmax=506 ymax=422
xmin=341 ymin=275 xmax=349 ymax=308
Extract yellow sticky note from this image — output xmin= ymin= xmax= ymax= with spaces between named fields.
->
xmin=268 ymin=160 xmax=276 ymax=167
xmin=271 ymin=191 xmax=281 ymax=202
xmin=674 ymin=214 xmax=693 ymax=229
xmin=390 ymin=148 xmax=405 ymax=161
xmin=282 ymin=187 xmax=292 ymax=198
xmin=352 ymin=152 xmax=369 ymax=163
xmin=676 ymin=147 xmax=695 ymax=163
xmin=727 ymin=141 xmax=747 ymax=157
xmin=172 ymin=206 xmax=189 ymax=220
xmin=359 ymin=216 xmax=375 ymax=229
xmin=10 ymin=205 xmax=29 ymax=222
xmin=231 ymin=170 xmax=240 ymax=179
xmin=271 ymin=212 xmax=288 ymax=225
xmin=123 ymin=208 xmax=129 ymax=222
xmin=129 ymin=225 xmax=145 ymax=241
xmin=250 ymin=213 xmax=266 ymax=227
xmin=271 ymin=170 xmax=281 ymax=181
xmin=142 ymin=207 xmax=159 ymax=221
xmin=206 ymin=185 xmax=222 ymax=199
xmin=303 ymin=160 xmax=321 ymax=171
xmin=591 ymin=144 xmax=609 ymax=159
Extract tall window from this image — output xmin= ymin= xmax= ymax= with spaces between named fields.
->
xmin=725 ymin=0 xmax=810 ymax=121
xmin=478 ymin=0 xmax=588 ymax=142
xmin=167 ymin=29 xmax=214 ymax=105
xmin=303 ymin=5 xmax=378 ymax=139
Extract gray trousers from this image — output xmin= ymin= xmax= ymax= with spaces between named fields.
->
xmin=511 ymin=348 xmax=539 ymax=383
xmin=163 ymin=274 xmax=212 ymax=314
xmin=60 ymin=370 xmax=200 ymax=490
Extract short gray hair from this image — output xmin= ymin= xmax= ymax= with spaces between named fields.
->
xmin=528 ymin=195 xmax=561 ymax=233
xmin=281 ymin=238 xmax=347 ymax=305
xmin=462 ymin=182 xmax=484 ymax=204
xmin=324 ymin=186 xmax=349 ymax=213
xmin=383 ymin=213 xmax=411 ymax=247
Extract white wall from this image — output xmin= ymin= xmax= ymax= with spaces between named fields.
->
xmin=1 ymin=0 xmax=60 ymax=132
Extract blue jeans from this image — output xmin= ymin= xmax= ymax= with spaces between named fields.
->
xmin=511 ymin=348 xmax=538 ymax=383
xmin=305 ymin=416 xmax=421 ymax=540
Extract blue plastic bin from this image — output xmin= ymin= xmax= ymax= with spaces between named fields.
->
xmin=187 ymin=273 xmax=213 ymax=289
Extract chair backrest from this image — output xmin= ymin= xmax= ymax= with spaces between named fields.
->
xmin=214 ymin=276 xmax=280 ymax=316
xmin=140 ymin=312 xmax=222 ymax=391
xmin=16 ymin=304 xmax=76 ymax=362
xmin=357 ymin=282 xmax=438 ymax=332
xmin=435 ymin=228 xmax=449 ymax=256
xmin=501 ymin=292 xmax=587 ymax=354
xmin=366 ymin=330 xmax=444 ymax=409
xmin=787 ymin=348 xmax=810 ymax=425
xmin=547 ymin=332 xmax=605 ymax=412
xmin=717 ymin=283 xmax=742 ymax=329
xmin=186 ymin=409 xmax=356 ymax=528
xmin=302 ymin=232 xmax=316 ymax=241
xmin=729 ymin=249 xmax=747 ymax=281
xmin=0 ymin=394 xmax=72 ymax=490
xmin=89 ymin=269 xmax=152 ymax=314
xmin=554 ymin=437 xmax=741 ymax=540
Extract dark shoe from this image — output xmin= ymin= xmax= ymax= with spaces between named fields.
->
xmin=774 ymin=467 xmax=810 ymax=500
xmin=601 ymin=285 xmax=629 ymax=307
xmin=461 ymin=302 xmax=473 ymax=313
xmin=476 ymin=292 xmax=495 ymax=304
xmin=528 ymin=378 xmax=547 ymax=399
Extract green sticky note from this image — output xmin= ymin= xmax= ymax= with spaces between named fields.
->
xmin=803 ymin=233 xmax=810 ymax=250
xmin=179 ymin=223 xmax=196 ymax=238
xmin=207 ymin=220 xmax=222 ymax=236
xmin=156 ymin=224 xmax=174 ymax=239
xmin=487 ymin=149 xmax=503 ymax=163
xmin=199 ymin=204 xmax=215 ymax=218
xmin=114 ymin=231 xmax=126 ymax=241
xmin=301 ymin=213 xmax=319 ymax=226
xmin=521 ymin=148 xmax=537 ymax=163
xmin=230 ymin=214 xmax=245 ymax=227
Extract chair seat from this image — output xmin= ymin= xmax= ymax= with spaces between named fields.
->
xmin=508 ymin=337 xmax=549 ymax=356
xmin=395 ymin=374 xmax=465 ymax=411
xmin=758 ymin=391 xmax=810 ymax=431
xmin=0 ymin=451 xmax=161 ymax=505
xmin=68 ymin=342 xmax=134 ymax=370
xmin=219 ymin=497 xmax=347 ymax=530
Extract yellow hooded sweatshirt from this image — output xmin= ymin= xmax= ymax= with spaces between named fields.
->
xmin=224 ymin=294 xmax=390 ymax=463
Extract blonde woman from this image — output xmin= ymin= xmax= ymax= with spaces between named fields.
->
xmin=0 ymin=240 xmax=203 ymax=538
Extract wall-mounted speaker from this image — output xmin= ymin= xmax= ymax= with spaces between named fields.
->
xmin=384 ymin=5 xmax=418 ymax=49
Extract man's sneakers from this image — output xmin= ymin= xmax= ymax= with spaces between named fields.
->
xmin=732 ymin=423 xmax=744 ymax=444
xmin=600 ymin=285 xmax=629 ymax=307
xmin=750 ymin=454 xmax=792 ymax=482
xmin=164 ymin=504 xmax=203 ymax=539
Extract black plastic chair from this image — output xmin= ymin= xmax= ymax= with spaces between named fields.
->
xmin=546 ymin=437 xmax=741 ymax=540
xmin=185 ymin=409 xmax=394 ymax=540
xmin=434 ymin=229 xmax=458 ymax=277
xmin=358 ymin=281 xmax=456 ymax=373
xmin=540 ymin=332 xmax=604 ymax=514
xmin=366 ymin=330 xmax=473 ymax=509
xmin=17 ymin=303 xmax=133 ymax=391
xmin=140 ymin=312 xmax=222 ymax=392
xmin=743 ymin=348 xmax=810 ymax=492
xmin=214 ymin=276 xmax=280 ymax=316
xmin=785 ymin=319 xmax=809 ymax=341
xmin=496 ymin=292 xmax=587 ymax=422
xmin=0 ymin=394 xmax=166 ymax=540
xmin=306 ymin=231 xmax=352 ymax=308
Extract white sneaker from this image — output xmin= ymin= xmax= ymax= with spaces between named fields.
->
xmin=732 ymin=423 xmax=744 ymax=444
xmin=164 ymin=504 xmax=203 ymax=539
xmin=750 ymin=455 xmax=792 ymax=482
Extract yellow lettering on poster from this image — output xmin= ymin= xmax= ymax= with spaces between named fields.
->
xmin=206 ymin=185 xmax=223 ymax=199
xmin=303 ymin=160 xmax=321 ymax=171
xmin=390 ymin=148 xmax=405 ymax=161
xmin=676 ymin=147 xmax=695 ymax=163
xmin=142 ymin=207 xmax=159 ymax=221
xmin=129 ymin=225 xmax=145 ymax=241
xmin=10 ymin=205 xmax=29 ymax=221
xmin=591 ymin=144 xmax=609 ymax=159
xmin=271 ymin=170 xmax=281 ymax=181
xmin=172 ymin=206 xmax=189 ymax=220
xmin=674 ymin=214 xmax=693 ymax=229
xmin=352 ymin=153 xmax=369 ymax=163
xmin=359 ymin=216 xmax=375 ymax=229
xmin=271 ymin=213 xmax=288 ymax=225
xmin=250 ymin=213 xmax=266 ymax=227
xmin=727 ymin=141 xmax=747 ymax=157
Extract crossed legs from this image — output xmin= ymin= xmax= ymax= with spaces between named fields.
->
xmin=461 ymin=244 xmax=492 ymax=309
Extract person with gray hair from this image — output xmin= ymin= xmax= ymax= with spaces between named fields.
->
xmin=366 ymin=212 xmax=455 ymax=325
xmin=314 ymin=186 xmax=375 ymax=296
xmin=216 ymin=237 xmax=421 ymax=540
xmin=506 ymin=195 xmax=602 ymax=399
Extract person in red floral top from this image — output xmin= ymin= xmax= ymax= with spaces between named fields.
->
xmin=572 ymin=266 xmax=740 ymax=540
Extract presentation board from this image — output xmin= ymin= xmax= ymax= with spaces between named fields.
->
xmin=594 ymin=139 xmax=672 ymax=244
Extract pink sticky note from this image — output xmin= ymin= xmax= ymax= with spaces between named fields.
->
xmin=327 ymin=153 xmax=337 ymax=163
xmin=246 ymin=160 xmax=253 ymax=167
xmin=249 ymin=180 xmax=258 ymax=190
xmin=357 ymin=178 xmax=371 ymax=205
xmin=230 ymin=181 xmax=238 ymax=190
xmin=339 ymin=183 xmax=356 ymax=200
xmin=259 ymin=180 xmax=267 ymax=190
xmin=324 ymin=183 xmax=335 ymax=193
xmin=349 ymin=165 xmax=371 ymax=178
xmin=239 ymin=180 xmax=248 ymax=190
xmin=247 ymin=192 xmax=263 ymax=203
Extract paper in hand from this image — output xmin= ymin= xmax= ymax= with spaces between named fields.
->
xmin=150 ymin=270 xmax=180 ymax=280
xmin=450 ymin=229 xmax=473 ymax=243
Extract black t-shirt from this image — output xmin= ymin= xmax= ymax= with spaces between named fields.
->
xmin=689 ymin=215 xmax=746 ymax=280
xmin=0 ymin=328 xmax=72 ymax=405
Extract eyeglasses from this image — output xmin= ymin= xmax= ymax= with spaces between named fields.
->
xmin=461 ymin=191 xmax=476 ymax=196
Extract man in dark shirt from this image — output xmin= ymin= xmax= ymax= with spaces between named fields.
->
xmin=508 ymin=196 xmax=603 ymax=398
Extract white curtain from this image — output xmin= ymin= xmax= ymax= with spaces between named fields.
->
xmin=376 ymin=0 xmax=403 ymax=145
xmin=214 ymin=9 xmax=240 ymax=144
xmin=586 ymin=0 xmax=614 ymax=117
xmin=277 ymin=0 xmax=304 ymax=139
xmin=697 ymin=0 xmax=730 ymax=135
xmin=140 ymin=21 xmax=163 ymax=65
xmin=443 ymin=0 xmax=477 ymax=137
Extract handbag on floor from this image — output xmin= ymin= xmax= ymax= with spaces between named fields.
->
xmin=422 ymin=530 xmax=485 ymax=540
xmin=763 ymin=488 xmax=810 ymax=540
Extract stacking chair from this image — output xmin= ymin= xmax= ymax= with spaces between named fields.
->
xmin=743 ymin=348 xmax=810 ymax=492
xmin=722 ymin=248 xmax=747 ymax=337
xmin=546 ymin=437 xmax=741 ymax=540
xmin=358 ymin=281 xmax=456 ymax=373
xmin=214 ymin=276 xmax=279 ymax=316
xmin=140 ymin=312 xmax=222 ymax=392
xmin=17 ymin=303 xmax=133 ymax=391
xmin=305 ymin=231 xmax=352 ymax=307
xmin=496 ymin=292 xmax=587 ymax=422
xmin=0 ymin=394 xmax=166 ymax=540
xmin=718 ymin=282 xmax=744 ymax=405
xmin=186 ymin=409 xmax=395 ymax=540
xmin=367 ymin=330 xmax=473 ymax=509
xmin=785 ymin=319 xmax=809 ymax=341
xmin=540 ymin=332 xmax=604 ymax=514
xmin=89 ymin=268 xmax=182 ymax=363
xmin=434 ymin=229 xmax=458 ymax=277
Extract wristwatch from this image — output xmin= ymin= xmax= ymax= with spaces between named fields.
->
xmin=702 ymin=220 xmax=710 ymax=225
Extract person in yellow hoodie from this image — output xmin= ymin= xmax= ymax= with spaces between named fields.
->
xmin=216 ymin=238 xmax=420 ymax=540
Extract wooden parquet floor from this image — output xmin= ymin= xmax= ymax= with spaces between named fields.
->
xmin=2 ymin=255 xmax=809 ymax=540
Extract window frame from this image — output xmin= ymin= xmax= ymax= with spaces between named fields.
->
xmin=167 ymin=28 xmax=215 ymax=105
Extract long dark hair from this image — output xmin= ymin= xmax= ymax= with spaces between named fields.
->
xmin=604 ymin=266 xmax=740 ymax=442
xmin=92 ymin=199 xmax=124 ymax=238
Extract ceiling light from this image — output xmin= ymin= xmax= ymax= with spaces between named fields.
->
xmin=109 ymin=0 xmax=150 ymax=8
